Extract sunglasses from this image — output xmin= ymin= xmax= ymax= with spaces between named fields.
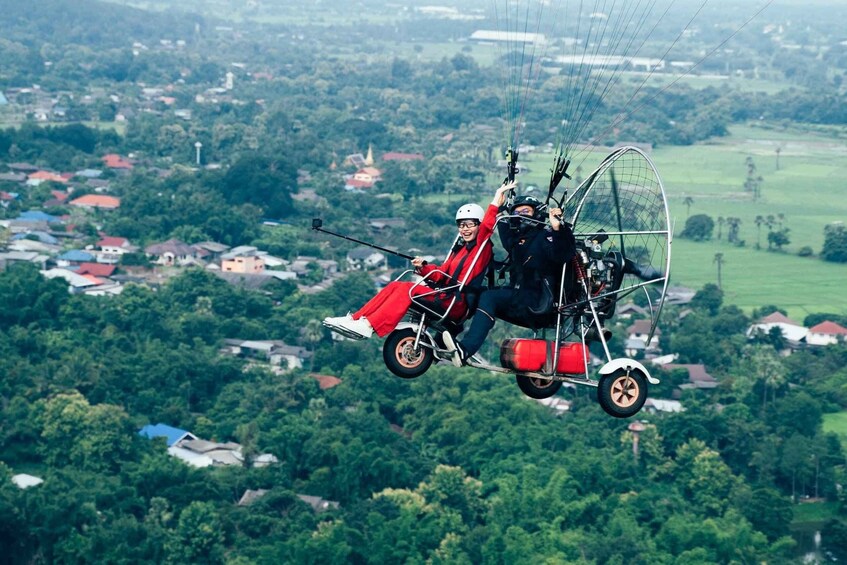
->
xmin=457 ymin=221 xmax=480 ymax=229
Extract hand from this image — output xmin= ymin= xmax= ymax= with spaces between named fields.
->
xmin=549 ymin=207 xmax=563 ymax=231
xmin=493 ymin=180 xmax=518 ymax=207
xmin=411 ymin=256 xmax=426 ymax=268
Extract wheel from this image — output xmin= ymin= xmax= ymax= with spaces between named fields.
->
xmin=383 ymin=329 xmax=434 ymax=379
xmin=516 ymin=375 xmax=563 ymax=399
xmin=597 ymin=368 xmax=648 ymax=418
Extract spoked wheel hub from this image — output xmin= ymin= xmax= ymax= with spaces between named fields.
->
xmin=597 ymin=368 xmax=648 ymax=418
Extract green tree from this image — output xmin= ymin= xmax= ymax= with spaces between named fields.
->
xmin=165 ymin=501 xmax=225 ymax=564
xmin=680 ymin=214 xmax=714 ymax=241
xmin=821 ymin=222 xmax=847 ymax=263
xmin=767 ymin=227 xmax=790 ymax=251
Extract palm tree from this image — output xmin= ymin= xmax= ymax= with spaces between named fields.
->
xmin=683 ymin=196 xmax=694 ymax=218
xmin=301 ymin=319 xmax=325 ymax=370
xmin=713 ymin=252 xmax=725 ymax=289
xmin=755 ymin=215 xmax=764 ymax=249
xmin=775 ymin=146 xmax=782 ymax=171
xmin=717 ymin=216 xmax=725 ymax=241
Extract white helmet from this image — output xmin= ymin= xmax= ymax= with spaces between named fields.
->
xmin=455 ymin=203 xmax=484 ymax=224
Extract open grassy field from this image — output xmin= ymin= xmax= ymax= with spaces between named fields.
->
xmin=516 ymin=124 xmax=847 ymax=319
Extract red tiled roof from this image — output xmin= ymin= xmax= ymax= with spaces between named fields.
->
xmin=77 ymin=262 xmax=116 ymax=277
xmin=51 ymin=190 xmax=69 ymax=202
xmin=0 ymin=191 xmax=14 ymax=201
xmin=81 ymin=274 xmax=104 ymax=285
xmin=102 ymin=154 xmax=134 ymax=170
xmin=97 ymin=236 xmax=128 ymax=248
xmin=28 ymin=170 xmax=67 ymax=183
xmin=310 ymin=374 xmax=342 ymax=390
xmin=69 ymin=194 xmax=121 ymax=209
xmin=809 ymin=321 xmax=847 ymax=335
xmin=345 ymin=178 xmax=374 ymax=189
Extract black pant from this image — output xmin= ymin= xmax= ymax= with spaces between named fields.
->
xmin=458 ymin=287 xmax=550 ymax=356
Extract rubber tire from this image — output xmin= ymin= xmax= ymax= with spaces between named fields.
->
xmin=597 ymin=368 xmax=648 ymax=418
xmin=383 ymin=328 xmax=434 ymax=379
xmin=516 ymin=375 xmax=563 ymax=399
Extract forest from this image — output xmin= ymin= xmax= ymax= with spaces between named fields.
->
xmin=1 ymin=0 xmax=847 ymax=562
xmin=1 ymin=261 xmax=846 ymax=563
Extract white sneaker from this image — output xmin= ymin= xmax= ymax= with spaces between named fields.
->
xmin=334 ymin=316 xmax=374 ymax=339
xmin=323 ymin=314 xmax=354 ymax=327
xmin=441 ymin=331 xmax=465 ymax=368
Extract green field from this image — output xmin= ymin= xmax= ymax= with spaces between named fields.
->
xmin=517 ymin=124 xmax=847 ymax=319
xmin=823 ymin=412 xmax=847 ymax=451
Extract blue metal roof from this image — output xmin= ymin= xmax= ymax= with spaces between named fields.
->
xmin=57 ymin=250 xmax=95 ymax=262
xmin=139 ymin=423 xmax=194 ymax=447
xmin=18 ymin=210 xmax=61 ymax=223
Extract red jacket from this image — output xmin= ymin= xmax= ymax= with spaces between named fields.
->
xmin=418 ymin=203 xmax=497 ymax=291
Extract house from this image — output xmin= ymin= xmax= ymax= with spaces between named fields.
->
xmin=223 ymin=339 xmax=312 ymax=370
xmin=344 ymin=177 xmax=374 ymax=191
xmin=806 ymin=321 xmax=847 ymax=346
xmin=665 ymin=286 xmax=696 ymax=305
xmin=76 ymin=262 xmax=116 ymax=278
xmin=222 ymin=254 xmax=265 ymax=274
xmin=11 ymin=231 xmax=58 ymax=245
xmin=666 ymin=363 xmax=719 ymax=390
xmin=169 ymin=438 xmax=244 ymax=467
xmin=145 ymin=239 xmax=197 ymax=266
xmin=74 ymin=168 xmax=103 ymax=179
xmin=56 ymin=249 xmax=96 ymax=267
xmin=41 ymin=267 xmax=102 ymax=293
xmin=344 ymin=153 xmax=367 ymax=168
xmin=297 ymin=494 xmax=340 ymax=513
xmin=1 ymin=189 xmax=20 ymax=206
xmin=625 ymin=319 xmax=661 ymax=355
xmin=96 ymin=236 xmax=134 ymax=263
xmin=102 ymin=154 xmax=134 ymax=170
xmin=353 ymin=167 xmax=382 ymax=184
xmin=347 ymin=247 xmax=385 ymax=270
xmin=69 ymin=194 xmax=121 ymax=209
xmin=193 ymin=241 xmax=230 ymax=262
xmin=17 ymin=210 xmax=62 ymax=224
xmin=26 ymin=170 xmax=67 ymax=186
xmin=0 ymin=251 xmax=49 ymax=270
xmin=289 ymin=256 xmax=338 ymax=278
xmin=643 ymin=398 xmax=683 ymax=413
xmin=0 ymin=172 xmax=26 ymax=182
xmin=236 ymin=490 xmax=338 ymax=511
xmin=237 ymin=489 xmax=269 ymax=506
xmin=140 ymin=424 xmax=278 ymax=469
xmin=139 ymin=423 xmax=198 ymax=447
xmin=615 ymin=302 xmax=648 ymax=319
xmin=746 ymin=311 xmax=808 ymax=346
xmin=8 ymin=238 xmax=60 ymax=254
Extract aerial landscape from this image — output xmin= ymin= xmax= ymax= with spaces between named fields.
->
xmin=1 ymin=0 xmax=846 ymax=562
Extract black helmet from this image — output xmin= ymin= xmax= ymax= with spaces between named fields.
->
xmin=509 ymin=195 xmax=544 ymax=219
